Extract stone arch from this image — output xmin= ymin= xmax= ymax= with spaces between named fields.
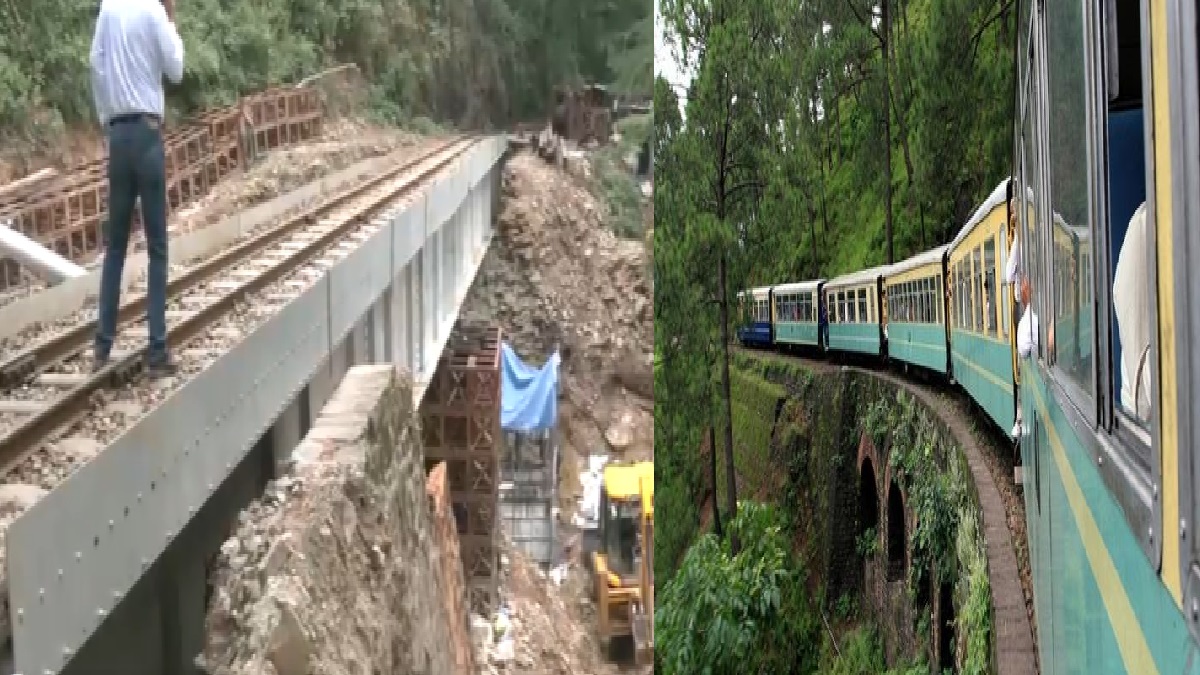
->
xmin=858 ymin=457 xmax=880 ymax=547
xmin=886 ymin=479 xmax=906 ymax=582
xmin=938 ymin=581 xmax=956 ymax=672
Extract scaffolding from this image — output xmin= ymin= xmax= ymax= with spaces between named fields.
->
xmin=500 ymin=429 xmax=559 ymax=568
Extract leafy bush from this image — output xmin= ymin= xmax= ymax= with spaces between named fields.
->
xmin=656 ymin=502 xmax=820 ymax=675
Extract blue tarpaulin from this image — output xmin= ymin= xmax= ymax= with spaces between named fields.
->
xmin=500 ymin=342 xmax=561 ymax=432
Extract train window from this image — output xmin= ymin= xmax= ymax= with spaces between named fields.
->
xmin=963 ymin=262 xmax=971 ymax=329
xmin=921 ymin=278 xmax=927 ymax=323
xmin=964 ymin=261 xmax=972 ymax=329
xmin=1046 ymin=0 xmax=1095 ymax=400
xmin=1020 ymin=42 xmax=1049 ymax=362
xmin=926 ymin=277 xmax=935 ymax=323
xmin=931 ymin=275 xmax=940 ymax=324
xmin=998 ymin=229 xmax=1010 ymax=340
xmin=972 ymin=248 xmax=984 ymax=333
xmin=918 ymin=279 xmax=925 ymax=323
xmin=920 ymin=278 xmax=929 ymax=323
xmin=954 ymin=263 xmax=964 ymax=329
xmin=915 ymin=280 xmax=922 ymax=323
xmin=932 ymin=277 xmax=938 ymax=324
xmin=984 ymin=239 xmax=997 ymax=336
xmin=955 ymin=261 xmax=964 ymax=326
xmin=1103 ymin=0 xmax=1150 ymax=431
xmin=858 ymin=288 xmax=868 ymax=324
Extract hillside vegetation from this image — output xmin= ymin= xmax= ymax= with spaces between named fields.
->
xmin=0 ymin=0 xmax=651 ymax=152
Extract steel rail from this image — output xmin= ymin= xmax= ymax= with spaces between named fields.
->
xmin=0 ymin=135 xmax=466 ymax=387
xmin=0 ymin=135 xmax=479 ymax=476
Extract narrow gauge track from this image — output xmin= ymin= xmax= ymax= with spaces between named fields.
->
xmin=0 ymin=134 xmax=478 ymax=483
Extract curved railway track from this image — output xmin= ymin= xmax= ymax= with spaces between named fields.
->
xmin=0 ymin=134 xmax=478 ymax=485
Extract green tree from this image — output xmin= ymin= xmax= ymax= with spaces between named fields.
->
xmin=660 ymin=0 xmax=791 ymax=545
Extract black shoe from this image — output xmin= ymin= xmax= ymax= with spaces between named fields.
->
xmin=145 ymin=357 xmax=178 ymax=378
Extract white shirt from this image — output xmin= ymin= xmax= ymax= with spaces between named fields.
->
xmin=1017 ymin=305 xmax=1039 ymax=359
xmin=1113 ymin=202 xmax=1152 ymax=422
xmin=1005 ymin=234 xmax=1021 ymax=286
xmin=90 ymin=0 xmax=185 ymax=126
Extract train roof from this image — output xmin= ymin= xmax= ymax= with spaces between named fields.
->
xmin=887 ymin=245 xmax=948 ymax=277
xmin=737 ymin=286 xmax=772 ymax=300
xmin=949 ymin=178 xmax=1010 ymax=249
xmin=825 ymin=263 xmax=893 ymax=289
xmin=1051 ymin=211 xmax=1090 ymax=238
xmin=773 ymin=280 xmax=823 ymax=294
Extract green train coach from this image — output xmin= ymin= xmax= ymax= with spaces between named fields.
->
xmin=772 ymin=280 xmax=825 ymax=349
xmin=733 ymin=0 xmax=1200 ymax=667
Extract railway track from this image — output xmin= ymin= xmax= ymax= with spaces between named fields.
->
xmin=0 ymin=134 xmax=478 ymax=491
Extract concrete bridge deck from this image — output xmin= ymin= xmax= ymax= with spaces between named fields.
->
xmin=2 ymin=136 xmax=508 ymax=675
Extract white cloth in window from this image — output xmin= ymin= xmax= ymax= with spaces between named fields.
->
xmin=1112 ymin=201 xmax=1152 ymax=422
xmin=1005 ymin=235 xmax=1022 ymax=286
xmin=1017 ymin=305 xmax=1039 ymax=359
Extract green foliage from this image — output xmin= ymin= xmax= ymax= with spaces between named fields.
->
xmin=711 ymin=367 xmax=785 ymax=498
xmin=656 ymin=502 xmax=821 ymax=675
xmin=733 ymin=350 xmax=815 ymax=394
xmin=818 ymin=626 xmax=889 ymax=675
xmin=955 ymin=508 xmax=993 ymax=674
xmin=0 ymin=0 xmax=651 ymax=144
xmin=817 ymin=624 xmax=934 ymax=675
xmin=589 ymin=143 xmax=644 ymax=238
xmin=870 ymin=389 xmax=993 ymax=673
xmin=856 ymin=527 xmax=881 ymax=558
xmin=655 ymin=472 xmax=700 ymax=583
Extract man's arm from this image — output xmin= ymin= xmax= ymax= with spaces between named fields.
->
xmin=90 ymin=16 xmax=109 ymax=126
xmin=152 ymin=2 xmax=185 ymax=84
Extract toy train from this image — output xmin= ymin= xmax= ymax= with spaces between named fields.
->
xmin=736 ymin=179 xmax=1020 ymax=436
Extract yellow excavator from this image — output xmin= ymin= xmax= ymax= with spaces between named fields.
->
xmin=591 ymin=460 xmax=654 ymax=664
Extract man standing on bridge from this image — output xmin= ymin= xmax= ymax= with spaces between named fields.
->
xmin=89 ymin=0 xmax=185 ymax=377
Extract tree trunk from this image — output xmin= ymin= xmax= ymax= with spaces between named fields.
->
xmin=882 ymin=0 xmax=895 ymax=264
xmin=810 ymin=202 xmax=820 ymax=278
xmin=709 ymin=424 xmax=723 ymax=537
xmin=717 ymin=251 xmax=739 ymax=551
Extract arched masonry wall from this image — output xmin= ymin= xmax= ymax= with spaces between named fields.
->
xmin=729 ymin=353 xmax=1033 ymax=673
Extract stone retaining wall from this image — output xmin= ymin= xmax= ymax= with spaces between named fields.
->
xmin=201 ymin=365 xmax=469 ymax=675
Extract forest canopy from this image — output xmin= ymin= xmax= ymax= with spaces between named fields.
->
xmin=0 ymin=0 xmax=653 ymax=142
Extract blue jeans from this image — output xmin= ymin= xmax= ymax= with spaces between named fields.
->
xmin=95 ymin=116 xmax=169 ymax=363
